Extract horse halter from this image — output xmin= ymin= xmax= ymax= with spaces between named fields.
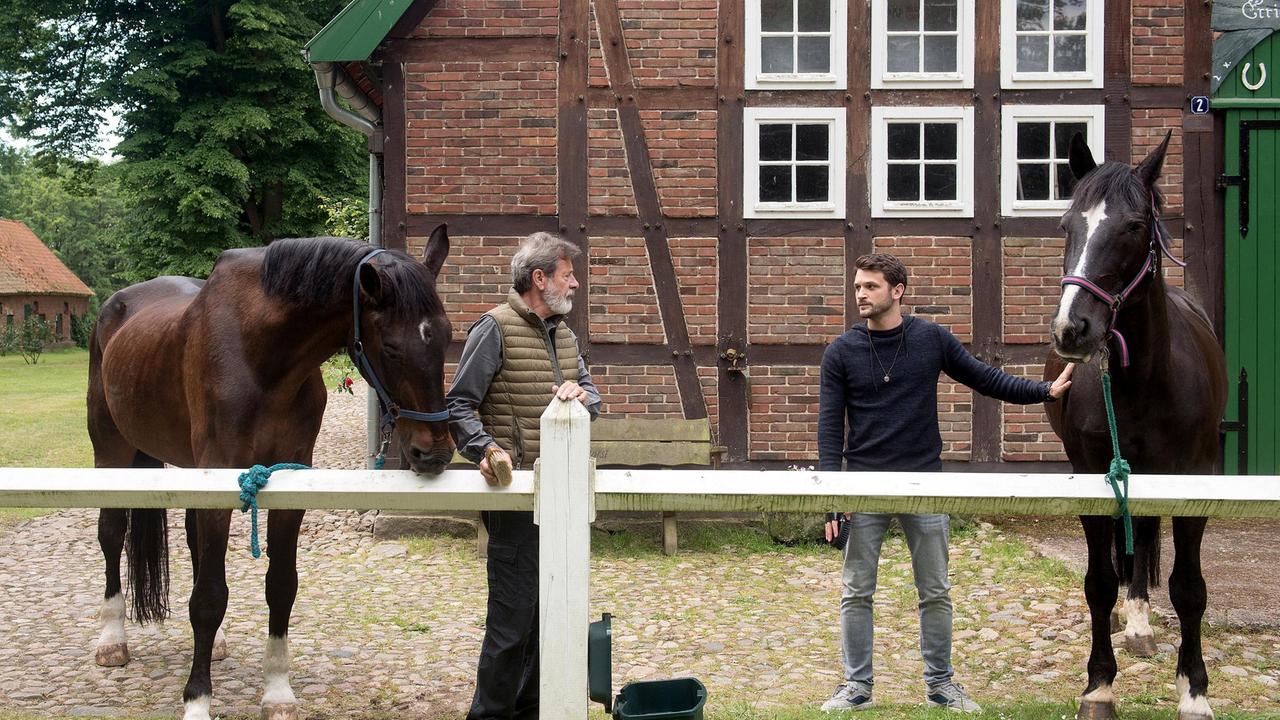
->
xmin=1059 ymin=196 xmax=1186 ymax=367
xmin=351 ymin=249 xmax=451 ymax=438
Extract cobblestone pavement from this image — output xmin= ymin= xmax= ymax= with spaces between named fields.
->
xmin=2 ymin=386 xmax=1278 ymax=719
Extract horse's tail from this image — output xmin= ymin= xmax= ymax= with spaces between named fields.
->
xmin=126 ymin=508 xmax=170 ymax=624
xmin=1114 ymin=516 xmax=1161 ymax=588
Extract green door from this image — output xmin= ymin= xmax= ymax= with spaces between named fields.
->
xmin=1218 ymin=31 xmax=1280 ymax=475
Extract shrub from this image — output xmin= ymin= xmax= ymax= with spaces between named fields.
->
xmin=19 ymin=316 xmax=53 ymax=364
xmin=70 ymin=313 xmax=94 ymax=349
xmin=0 ymin=324 xmax=15 ymax=356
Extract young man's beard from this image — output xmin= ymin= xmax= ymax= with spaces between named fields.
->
xmin=544 ymin=285 xmax=574 ymax=316
xmin=858 ymin=296 xmax=895 ymax=320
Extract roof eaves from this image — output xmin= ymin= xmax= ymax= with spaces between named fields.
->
xmin=304 ymin=0 xmax=416 ymax=63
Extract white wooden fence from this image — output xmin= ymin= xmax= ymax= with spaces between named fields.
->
xmin=2 ymin=397 xmax=1278 ymax=720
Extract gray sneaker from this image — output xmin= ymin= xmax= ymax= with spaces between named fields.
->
xmin=926 ymin=681 xmax=982 ymax=714
xmin=821 ymin=681 xmax=874 ymax=712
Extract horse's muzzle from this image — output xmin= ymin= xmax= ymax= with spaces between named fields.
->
xmin=404 ymin=446 xmax=453 ymax=476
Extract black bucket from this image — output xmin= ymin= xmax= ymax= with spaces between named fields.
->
xmin=612 ymin=677 xmax=707 ymax=720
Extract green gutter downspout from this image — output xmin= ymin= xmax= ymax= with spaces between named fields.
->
xmin=311 ymin=61 xmax=384 ymax=468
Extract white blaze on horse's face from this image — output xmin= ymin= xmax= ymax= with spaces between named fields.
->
xmin=1052 ymin=200 xmax=1109 ymax=350
xmin=418 ymin=319 xmax=431 ymax=344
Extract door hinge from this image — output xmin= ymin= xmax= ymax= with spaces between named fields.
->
xmin=1216 ymin=174 xmax=1244 ymax=190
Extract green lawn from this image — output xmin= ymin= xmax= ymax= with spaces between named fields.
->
xmin=0 ymin=347 xmax=89 ymax=531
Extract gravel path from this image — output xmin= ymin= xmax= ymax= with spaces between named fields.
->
xmin=1 ymin=385 xmax=1277 ymax=719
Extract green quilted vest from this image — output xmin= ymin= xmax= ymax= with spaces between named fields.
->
xmin=479 ymin=290 xmax=582 ymax=468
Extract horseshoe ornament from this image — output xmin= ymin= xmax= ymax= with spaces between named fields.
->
xmin=1242 ymin=62 xmax=1267 ymax=92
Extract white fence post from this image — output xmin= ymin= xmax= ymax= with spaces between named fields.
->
xmin=537 ymin=397 xmax=592 ymax=720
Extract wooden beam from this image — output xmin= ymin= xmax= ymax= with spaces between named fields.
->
xmin=717 ymin=0 xmax=748 ymax=460
xmin=384 ymin=36 xmax=557 ymax=63
xmin=845 ymin=0 xmax=872 ymax=351
xmin=586 ymin=87 xmax=717 ymax=110
xmin=1103 ymin=0 xmax=1132 ymax=164
xmin=382 ymin=60 xmax=408 ymax=252
xmin=558 ymin=0 xmax=590 ymax=345
xmin=406 ymin=214 xmax=560 ymax=237
xmin=1182 ymin=0 xmax=1224 ymax=337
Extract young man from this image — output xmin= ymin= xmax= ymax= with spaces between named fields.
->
xmin=446 ymin=232 xmax=602 ymax=720
xmin=818 ymin=253 xmax=1072 ymax=714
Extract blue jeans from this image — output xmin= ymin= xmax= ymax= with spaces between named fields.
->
xmin=840 ymin=513 xmax=953 ymax=687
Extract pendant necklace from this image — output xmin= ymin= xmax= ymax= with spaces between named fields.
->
xmin=869 ymin=321 xmax=907 ymax=384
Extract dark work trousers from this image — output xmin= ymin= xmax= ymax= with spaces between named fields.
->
xmin=466 ymin=510 xmax=540 ymax=720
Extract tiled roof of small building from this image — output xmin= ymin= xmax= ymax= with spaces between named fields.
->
xmin=0 ymin=219 xmax=95 ymax=297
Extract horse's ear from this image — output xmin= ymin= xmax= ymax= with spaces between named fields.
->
xmin=359 ymin=262 xmax=384 ymax=305
xmin=423 ymin=223 xmax=449 ymax=280
xmin=1068 ymin=133 xmax=1097 ymax=180
xmin=1134 ymin=130 xmax=1172 ymax=188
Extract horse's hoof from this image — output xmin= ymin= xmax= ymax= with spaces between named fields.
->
xmin=261 ymin=703 xmax=300 ymax=720
xmin=95 ymin=643 xmax=130 ymax=667
xmin=1124 ymin=633 xmax=1158 ymax=657
xmin=211 ymin=636 xmax=228 ymax=661
xmin=1077 ymin=700 xmax=1117 ymax=720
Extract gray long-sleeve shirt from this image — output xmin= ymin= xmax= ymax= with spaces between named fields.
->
xmin=446 ymin=313 xmax=602 ymax=463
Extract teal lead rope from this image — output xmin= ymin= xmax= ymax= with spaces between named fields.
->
xmin=1099 ymin=372 xmax=1134 ymax=555
xmin=238 ymin=463 xmax=309 ymax=558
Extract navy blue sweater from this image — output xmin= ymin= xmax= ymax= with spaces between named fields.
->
xmin=818 ymin=316 xmax=1051 ymax=472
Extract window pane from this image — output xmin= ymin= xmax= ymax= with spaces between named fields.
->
xmin=923 ymin=123 xmax=956 ymax=159
xmin=924 ymin=163 xmax=957 ymax=200
xmin=923 ymin=35 xmax=957 ymax=73
xmin=1054 ymin=122 xmax=1087 ymax=158
xmin=760 ymin=165 xmax=792 ymax=202
xmin=797 ymin=166 xmax=830 ymax=202
xmin=761 ymin=37 xmax=794 ymax=73
xmin=1053 ymin=34 xmax=1087 ymax=73
xmin=1054 ymin=0 xmax=1087 ymax=31
xmin=887 ymin=36 xmax=920 ymax=72
xmin=761 ymin=0 xmax=792 ymax=32
xmin=796 ymin=124 xmax=829 ymax=161
xmin=760 ymin=124 xmax=792 ymax=161
xmin=1016 ymin=0 xmax=1049 ymax=31
xmin=887 ymin=0 xmax=921 ymax=31
xmin=923 ymin=0 xmax=957 ymax=31
xmin=798 ymin=0 xmax=830 ymax=32
xmin=887 ymin=164 xmax=920 ymax=201
xmin=1055 ymin=162 xmax=1078 ymax=200
xmin=1017 ymin=35 xmax=1050 ymax=72
xmin=798 ymin=36 xmax=831 ymax=73
xmin=887 ymin=123 xmax=920 ymax=159
xmin=1017 ymin=122 xmax=1050 ymax=159
xmin=1017 ymin=163 xmax=1050 ymax=200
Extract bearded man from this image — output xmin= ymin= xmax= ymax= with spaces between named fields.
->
xmin=446 ymin=231 xmax=602 ymax=720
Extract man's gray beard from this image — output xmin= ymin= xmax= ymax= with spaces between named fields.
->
xmin=544 ymin=287 xmax=573 ymax=316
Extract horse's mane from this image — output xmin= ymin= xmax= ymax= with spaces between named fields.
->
xmin=1067 ymin=162 xmax=1165 ymax=215
xmin=260 ymin=237 xmax=442 ymax=315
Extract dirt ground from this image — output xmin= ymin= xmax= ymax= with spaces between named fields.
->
xmin=994 ymin=515 xmax=1280 ymax=628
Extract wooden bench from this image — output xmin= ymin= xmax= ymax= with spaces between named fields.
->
xmin=590 ymin=417 xmax=725 ymax=555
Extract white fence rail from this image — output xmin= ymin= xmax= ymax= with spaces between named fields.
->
xmin=2 ymin=398 xmax=1278 ymax=720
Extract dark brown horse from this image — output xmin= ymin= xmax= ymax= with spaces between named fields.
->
xmin=1045 ymin=134 xmax=1226 ymax=720
xmin=86 ymin=226 xmax=454 ymax=720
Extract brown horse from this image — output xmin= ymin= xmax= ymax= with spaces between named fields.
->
xmin=1045 ymin=134 xmax=1226 ymax=720
xmin=86 ymin=226 xmax=454 ymax=720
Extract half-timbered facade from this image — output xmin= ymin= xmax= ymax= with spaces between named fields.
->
xmin=309 ymin=0 xmax=1220 ymax=468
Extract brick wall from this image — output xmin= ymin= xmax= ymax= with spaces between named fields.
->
xmin=413 ymin=0 xmax=558 ymax=37
xmin=1131 ymin=0 xmax=1184 ymax=86
xmin=618 ymin=0 xmax=718 ymax=87
xmin=641 ymin=110 xmax=718 ymax=217
xmin=404 ymin=60 xmax=557 ymax=215
xmin=748 ymin=365 xmax=820 ymax=461
xmin=937 ymin=377 xmax=971 ymax=461
xmin=412 ymin=234 xmax=517 ymax=341
xmin=592 ymin=364 xmax=685 ymax=417
xmin=747 ymin=237 xmax=845 ymax=344
xmin=1001 ymin=364 xmax=1066 ymax=462
xmin=588 ymin=236 xmax=664 ymax=342
xmin=872 ymin=236 xmax=973 ymax=343
xmin=588 ymin=109 xmax=638 ymax=216
xmin=1004 ymin=237 xmax=1064 ymax=344
xmin=0 ymin=294 xmax=89 ymax=344
xmin=1132 ymin=110 xmax=1184 ymax=214
xmin=589 ymin=3 xmax=610 ymax=87
xmin=671 ymin=236 xmax=718 ymax=344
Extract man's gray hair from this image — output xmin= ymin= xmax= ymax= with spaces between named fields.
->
xmin=511 ymin=232 xmax=580 ymax=293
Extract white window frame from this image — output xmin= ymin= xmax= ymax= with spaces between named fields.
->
xmin=743 ymin=107 xmax=847 ymax=219
xmin=745 ymin=0 xmax=848 ymax=90
xmin=1000 ymin=104 xmax=1105 ymax=217
xmin=871 ymin=106 xmax=973 ymax=218
xmin=871 ymin=0 xmax=975 ymax=89
xmin=1000 ymin=0 xmax=1103 ymax=89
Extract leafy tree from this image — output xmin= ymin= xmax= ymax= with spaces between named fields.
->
xmin=0 ymin=323 xmax=16 ymax=356
xmin=0 ymin=1 xmax=367 ymax=282
xmin=18 ymin=316 xmax=53 ymax=364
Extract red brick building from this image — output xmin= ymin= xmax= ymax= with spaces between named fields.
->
xmin=0 ymin=219 xmax=94 ymax=347
xmin=307 ymin=0 xmax=1217 ymax=468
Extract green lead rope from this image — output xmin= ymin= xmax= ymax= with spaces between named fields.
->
xmin=1100 ymin=371 xmax=1134 ymax=555
xmin=238 ymin=463 xmax=309 ymax=558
